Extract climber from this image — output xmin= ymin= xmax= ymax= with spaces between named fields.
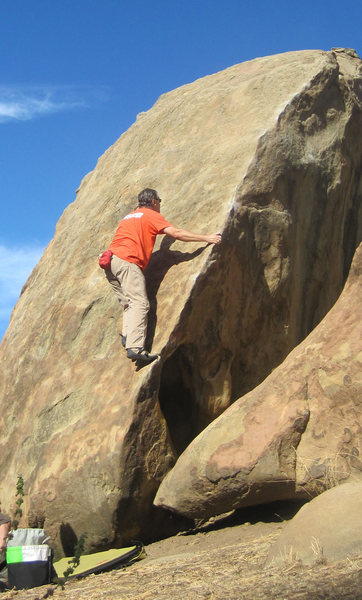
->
xmin=104 ymin=188 xmax=222 ymax=365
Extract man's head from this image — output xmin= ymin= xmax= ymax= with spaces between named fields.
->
xmin=138 ymin=188 xmax=162 ymax=212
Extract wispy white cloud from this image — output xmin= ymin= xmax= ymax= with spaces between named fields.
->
xmin=0 ymin=85 xmax=109 ymax=123
xmin=0 ymin=243 xmax=44 ymax=336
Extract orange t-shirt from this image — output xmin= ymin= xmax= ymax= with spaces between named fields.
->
xmin=108 ymin=207 xmax=172 ymax=270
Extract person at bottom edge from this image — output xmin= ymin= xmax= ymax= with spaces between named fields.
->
xmin=0 ymin=512 xmax=11 ymax=554
xmin=104 ymin=188 xmax=222 ymax=365
xmin=0 ymin=512 xmax=11 ymax=591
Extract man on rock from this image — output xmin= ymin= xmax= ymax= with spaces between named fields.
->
xmin=105 ymin=188 xmax=222 ymax=365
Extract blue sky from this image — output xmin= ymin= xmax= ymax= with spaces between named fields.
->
xmin=0 ymin=0 xmax=361 ymax=340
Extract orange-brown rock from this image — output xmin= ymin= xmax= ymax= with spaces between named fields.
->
xmin=154 ymin=244 xmax=362 ymax=517
xmin=0 ymin=49 xmax=361 ymax=556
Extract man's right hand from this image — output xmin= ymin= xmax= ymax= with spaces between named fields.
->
xmin=205 ymin=232 xmax=222 ymax=244
xmin=164 ymin=226 xmax=222 ymax=245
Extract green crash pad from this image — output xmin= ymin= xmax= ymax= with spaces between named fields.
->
xmin=54 ymin=544 xmax=145 ymax=579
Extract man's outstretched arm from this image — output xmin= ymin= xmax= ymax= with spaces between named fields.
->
xmin=163 ymin=226 xmax=222 ymax=245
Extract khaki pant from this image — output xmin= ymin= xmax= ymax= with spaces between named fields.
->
xmin=106 ymin=255 xmax=149 ymax=349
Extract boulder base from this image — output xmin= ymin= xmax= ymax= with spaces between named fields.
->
xmin=266 ymin=483 xmax=362 ymax=565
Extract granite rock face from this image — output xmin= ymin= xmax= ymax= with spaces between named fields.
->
xmin=154 ymin=243 xmax=362 ymax=518
xmin=0 ymin=49 xmax=361 ymax=555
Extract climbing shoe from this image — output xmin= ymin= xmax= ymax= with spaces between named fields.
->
xmin=126 ymin=348 xmax=159 ymax=364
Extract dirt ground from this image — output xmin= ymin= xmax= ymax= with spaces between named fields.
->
xmin=1 ymin=506 xmax=362 ymax=600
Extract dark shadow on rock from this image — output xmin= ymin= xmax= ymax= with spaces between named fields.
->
xmin=158 ymin=343 xmax=201 ymax=455
xmin=144 ymin=236 xmax=208 ymax=350
xmin=234 ymin=499 xmax=307 ymax=524
xmin=114 ymin=495 xmax=194 ymax=547
xmin=180 ymin=500 xmax=307 ymax=537
xmin=60 ymin=522 xmax=79 ymax=556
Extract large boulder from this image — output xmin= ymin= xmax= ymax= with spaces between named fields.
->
xmin=154 ymin=243 xmax=362 ymax=518
xmin=266 ymin=482 xmax=362 ymax=565
xmin=0 ymin=49 xmax=361 ymax=555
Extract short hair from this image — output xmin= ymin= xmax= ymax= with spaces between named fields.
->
xmin=138 ymin=188 xmax=160 ymax=207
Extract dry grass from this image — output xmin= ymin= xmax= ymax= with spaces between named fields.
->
xmin=295 ymin=448 xmax=360 ymax=499
xmin=1 ymin=520 xmax=361 ymax=600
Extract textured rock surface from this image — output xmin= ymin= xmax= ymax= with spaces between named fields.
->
xmin=0 ymin=49 xmax=361 ymax=555
xmin=154 ymin=243 xmax=362 ymax=518
xmin=266 ymin=482 xmax=362 ymax=565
